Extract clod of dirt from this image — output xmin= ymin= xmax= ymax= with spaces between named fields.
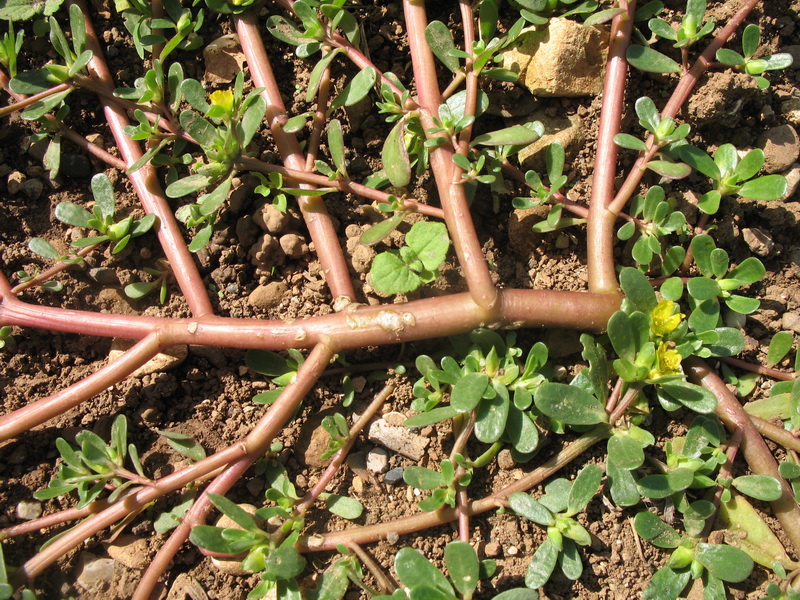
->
xmin=247 ymin=281 xmax=288 ymax=309
xmin=254 ymin=203 xmax=290 ymax=234
xmin=508 ymin=205 xmax=549 ymax=254
xmin=685 ymin=72 xmax=761 ymax=125
xmin=742 ymin=227 xmax=775 ymax=256
xmin=236 ymin=215 xmax=260 ymax=247
xmin=203 ymin=34 xmax=246 ymax=83
xmin=517 ymin=113 xmax=584 ymax=173
xmin=280 ymin=233 xmax=309 ymax=258
xmin=501 ymin=18 xmax=609 ymax=97
xmin=758 ymin=124 xmax=800 ymax=173
xmin=75 ymin=552 xmax=116 ymax=590
xmin=105 ymin=534 xmax=150 ymax=570
xmin=367 ymin=418 xmax=429 ymax=461
xmin=249 ymin=233 xmax=286 ymax=270
xmin=108 ymin=339 xmax=188 ymax=377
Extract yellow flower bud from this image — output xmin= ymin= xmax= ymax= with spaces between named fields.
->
xmin=650 ymin=299 xmax=684 ymax=337
xmin=209 ymin=90 xmax=234 ymax=115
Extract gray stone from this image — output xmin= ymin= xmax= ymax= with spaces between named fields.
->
xmin=61 ymin=153 xmax=92 ymax=178
xmin=20 ymin=178 xmax=44 ymax=200
xmin=781 ymin=98 xmax=800 ymax=126
xmin=16 ymin=500 xmax=42 ymax=520
xmin=742 ymin=227 xmax=774 ymax=257
xmin=758 ymin=124 xmax=800 ymax=174
xmin=384 ymin=467 xmax=404 ymax=485
xmin=782 ymin=312 xmax=800 ymax=334
xmin=368 ymin=418 xmax=429 ymax=461
xmin=88 ymin=267 xmax=119 ymax=285
xmin=247 ymin=281 xmax=288 ymax=309
xmin=366 ymin=447 xmax=390 ymax=474
xmin=501 ymin=18 xmax=608 ymax=97
xmin=108 ymin=339 xmax=188 ymax=377
xmin=75 ymin=552 xmax=115 ymax=589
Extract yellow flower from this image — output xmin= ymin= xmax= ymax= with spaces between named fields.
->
xmin=650 ymin=299 xmax=684 ymax=337
xmin=648 ymin=342 xmax=682 ymax=380
xmin=209 ymin=90 xmax=234 ymax=115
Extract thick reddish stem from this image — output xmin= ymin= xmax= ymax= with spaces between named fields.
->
xmin=587 ymin=0 xmax=635 ymax=294
xmin=403 ymin=0 xmax=498 ymax=312
xmin=235 ymin=12 xmax=357 ymax=305
xmin=75 ymin=0 xmax=214 ymax=317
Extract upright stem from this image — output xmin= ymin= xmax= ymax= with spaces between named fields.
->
xmin=587 ymin=0 xmax=635 ymax=295
xmin=75 ymin=0 xmax=214 ymax=317
xmin=403 ymin=0 xmax=498 ymax=312
xmin=235 ymin=11 xmax=357 ymax=305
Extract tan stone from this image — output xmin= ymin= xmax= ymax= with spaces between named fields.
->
xmin=105 ymin=534 xmax=150 ymax=570
xmin=516 ymin=112 xmax=584 ymax=173
xmin=502 ymin=19 xmax=609 ymax=97
xmin=203 ymin=34 xmax=246 ymax=84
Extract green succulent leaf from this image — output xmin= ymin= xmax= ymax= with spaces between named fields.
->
xmin=694 ymin=543 xmax=754 ymax=583
xmin=534 ymin=383 xmax=608 ymax=425
xmin=395 ymin=548 xmax=454 ymax=596
xmin=627 ymin=45 xmax=682 ymax=73
xmin=731 ymin=475 xmax=783 ymax=501
xmin=509 ymin=492 xmax=555 ymax=527
xmin=444 ymin=541 xmax=479 ymax=598
xmin=525 ymin=539 xmax=558 ymax=589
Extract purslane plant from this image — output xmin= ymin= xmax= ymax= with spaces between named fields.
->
xmin=0 ymin=0 xmax=798 ymax=599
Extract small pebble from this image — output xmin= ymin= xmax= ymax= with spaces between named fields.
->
xmin=780 ymin=164 xmax=800 ymax=201
xmin=383 ymin=411 xmax=407 ymax=427
xmin=352 ymin=476 xmax=364 ymax=494
xmin=76 ymin=552 xmax=115 ymax=589
xmin=7 ymin=170 xmax=25 ymax=194
xmin=497 ymin=449 xmax=516 ymax=470
xmin=742 ymin=227 xmax=774 ymax=257
xmin=506 ymin=546 xmax=519 ymax=556
xmin=484 ymin=541 xmax=501 ymax=557
xmin=758 ymin=124 xmax=800 ymax=173
xmin=88 ymin=267 xmax=119 ymax=286
xmin=384 ymin=467 xmax=404 ymax=486
xmin=555 ymin=234 xmax=570 ymax=249
xmin=366 ymin=447 xmax=389 ymax=474
xmin=22 ymin=176 xmax=44 ymax=201
xmin=247 ymin=281 xmax=288 ymax=309
xmin=16 ymin=500 xmax=42 ymax=521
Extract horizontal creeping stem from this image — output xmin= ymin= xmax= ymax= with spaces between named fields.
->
xmin=0 ymin=288 xmax=621 ymax=352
